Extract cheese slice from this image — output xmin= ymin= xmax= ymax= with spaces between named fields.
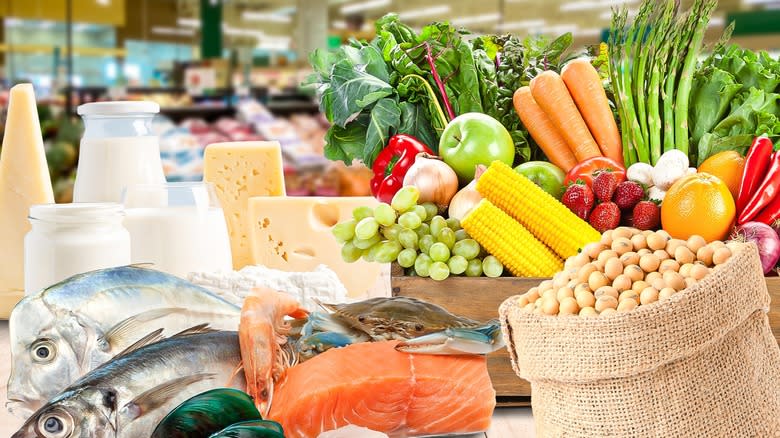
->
xmin=0 ymin=84 xmax=55 ymax=296
xmin=204 ymin=141 xmax=286 ymax=270
xmin=248 ymin=196 xmax=382 ymax=297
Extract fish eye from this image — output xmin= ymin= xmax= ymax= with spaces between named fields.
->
xmin=37 ymin=411 xmax=72 ymax=438
xmin=414 ymin=324 xmax=424 ymax=331
xmin=31 ymin=340 xmax=57 ymax=363
xmin=260 ymin=389 xmax=269 ymax=399
xmin=357 ymin=316 xmax=366 ymax=323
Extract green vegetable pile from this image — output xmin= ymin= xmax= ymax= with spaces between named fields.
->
xmin=307 ymin=14 xmax=482 ymax=167
xmin=307 ymin=14 xmax=576 ymax=167
xmin=691 ymin=44 xmax=780 ymax=164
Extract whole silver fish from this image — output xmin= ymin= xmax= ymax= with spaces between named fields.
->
xmin=7 ymin=266 xmax=240 ymax=418
xmin=11 ymin=330 xmax=245 ymax=438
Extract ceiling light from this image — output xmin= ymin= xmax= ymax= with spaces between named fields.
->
xmin=742 ymin=0 xmax=780 ymax=4
xmin=542 ymin=24 xmax=579 ymax=34
xmin=151 ymin=26 xmax=195 ymax=36
xmin=332 ymin=20 xmax=347 ymax=29
xmin=96 ymin=0 xmax=110 ymax=5
xmin=496 ymin=19 xmax=545 ymax=30
xmin=398 ymin=5 xmax=451 ymax=20
xmin=178 ymin=18 xmax=200 ymax=28
xmin=561 ymin=0 xmax=638 ymax=12
xmin=340 ymin=0 xmax=391 ymax=15
xmin=242 ymin=11 xmax=292 ymax=23
xmin=6 ymin=18 xmax=23 ymax=27
xmin=451 ymin=13 xmax=501 ymax=26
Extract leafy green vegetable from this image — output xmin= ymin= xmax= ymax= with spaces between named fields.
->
xmin=691 ymin=44 xmax=780 ymax=164
xmin=308 ymin=14 xmax=487 ymax=167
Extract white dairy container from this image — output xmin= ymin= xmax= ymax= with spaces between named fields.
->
xmin=24 ymin=203 xmax=131 ymax=294
xmin=122 ymin=182 xmax=233 ymax=278
xmin=73 ymin=101 xmax=165 ymax=203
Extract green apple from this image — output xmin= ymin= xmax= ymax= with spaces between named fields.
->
xmin=439 ymin=113 xmax=515 ymax=184
xmin=514 ymin=161 xmax=566 ymax=199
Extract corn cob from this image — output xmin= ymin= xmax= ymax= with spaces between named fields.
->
xmin=462 ymin=199 xmax=563 ymax=277
xmin=477 ymin=161 xmax=601 ymax=258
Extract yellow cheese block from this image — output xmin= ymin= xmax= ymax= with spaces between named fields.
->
xmin=0 ymin=84 xmax=54 ymax=298
xmin=248 ymin=196 xmax=382 ymax=297
xmin=204 ymin=141 xmax=286 ymax=270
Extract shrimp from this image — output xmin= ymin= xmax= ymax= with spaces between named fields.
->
xmin=238 ymin=287 xmax=308 ymax=416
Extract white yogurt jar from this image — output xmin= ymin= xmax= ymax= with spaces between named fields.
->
xmin=24 ymin=203 xmax=131 ymax=294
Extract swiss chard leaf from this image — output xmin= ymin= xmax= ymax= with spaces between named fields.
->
xmin=324 ymin=119 xmax=368 ymax=165
xmin=398 ymin=102 xmax=438 ymax=152
xmin=329 ymin=59 xmax=394 ymax=127
xmin=364 ymin=98 xmax=402 ymax=166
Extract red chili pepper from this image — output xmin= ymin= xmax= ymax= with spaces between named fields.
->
xmin=738 ymin=151 xmax=780 ymax=224
xmin=753 ymin=188 xmax=780 ymax=225
xmin=736 ymin=136 xmax=774 ymax=215
xmin=370 ymin=134 xmax=433 ymax=203
xmin=563 ymin=156 xmax=626 ymax=187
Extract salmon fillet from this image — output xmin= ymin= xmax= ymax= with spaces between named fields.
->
xmin=268 ymin=341 xmax=496 ymax=437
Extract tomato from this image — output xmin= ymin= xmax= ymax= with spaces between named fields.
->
xmin=564 ymin=157 xmax=626 ymax=187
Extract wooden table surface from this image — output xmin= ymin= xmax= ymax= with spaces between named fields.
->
xmin=0 ymin=320 xmax=536 ymax=437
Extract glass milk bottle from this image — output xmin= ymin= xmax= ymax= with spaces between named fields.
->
xmin=73 ymin=101 xmax=166 ymax=202
xmin=24 ymin=203 xmax=131 ymax=294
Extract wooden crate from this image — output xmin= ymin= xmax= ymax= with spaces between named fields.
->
xmin=391 ymin=266 xmax=780 ymax=406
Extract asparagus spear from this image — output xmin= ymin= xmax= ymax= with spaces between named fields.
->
xmin=662 ymin=12 xmax=690 ymax=153
xmin=674 ymin=0 xmax=716 ymax=157
xmin=647 ymin=1 xmax=677 ymax=164
xmin=631 ymin=1 xmax=657 ymax=160
xmin=609 ymin=8 xmax=637 ymax=165
xmin=623 ymin=3 xmax=654 ymax=164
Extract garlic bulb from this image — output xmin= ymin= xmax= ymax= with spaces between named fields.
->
xmin=448 ymin=165 xmax=486 ymax=221
xmin=402 ymin=154 xmax=459 ymax=209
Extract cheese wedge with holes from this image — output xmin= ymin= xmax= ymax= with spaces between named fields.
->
xmin=204 ymin=141 xmax=286 ymax=270
xmin=0 ymin=84 xmax=55 ymax=301
xmin=248 ymin=196 xmax=382 ymax=297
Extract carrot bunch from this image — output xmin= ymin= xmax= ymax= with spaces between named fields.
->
xmin=513 ymin=59 xmax=623 ymax=172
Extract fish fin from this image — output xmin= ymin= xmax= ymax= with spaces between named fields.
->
xmin=171 ymin=323 xmax=216 ymax=338
xmin=311 ymin=298 xmax=337 ymax=313
xmin=121 ymin=373 xmax=216 ymax=420
xmin=112 ymin=328 xmax=164 ymax=359
xmin=101 ymin=307 xmax=186 ymax=348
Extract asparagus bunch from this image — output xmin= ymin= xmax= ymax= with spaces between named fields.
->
xmin=609 ymin=0 xmax=718 ymax=165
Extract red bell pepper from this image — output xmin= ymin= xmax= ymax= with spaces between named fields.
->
xmin=563 ymin=157 xmax=626 ymax=187
xmin=738 ymin=151 xmax=780 ymax=224
xmin=370 ymin=134 xmax=433 ymax=203
xmin=736 ymin=136 xmax=774 ymax=215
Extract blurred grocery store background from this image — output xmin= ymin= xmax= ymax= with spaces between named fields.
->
xmin=0 ymin=0 xmax=778 ymax=202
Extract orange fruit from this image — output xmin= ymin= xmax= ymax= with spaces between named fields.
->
xmin=697 ymin=151 xmax=745 ymax=199
xmin=661 ymin=173 xmax=735 ymax=242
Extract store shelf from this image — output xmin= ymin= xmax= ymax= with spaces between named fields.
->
xmin=265 ymin=100 xmax=320 ymax=115
xmin=158 ymin=105 xmax=236 ymax=122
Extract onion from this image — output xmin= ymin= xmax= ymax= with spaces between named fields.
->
xmin=730 ymin=222 xmax=780 ymax=274
xmin=448 ymin=165 xmax=486 ymax=221
xmin=402 ymin=153 xmax=459 ymax=209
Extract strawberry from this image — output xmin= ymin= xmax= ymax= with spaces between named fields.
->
xmin=561 ymin=182 xmax=595 ymax=220
xmin=592 ymin=171 xmax=619 ymax=202
xmin=614 ymin=181 xmax=645 ymax=210
xmin=589 ymin=202 xmax=621 ymax=232
xmin=632 ymin=201 xmax=661 ymax=231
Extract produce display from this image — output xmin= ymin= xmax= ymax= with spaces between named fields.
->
xmin=514 ymin=227 xmax=736 ymax=316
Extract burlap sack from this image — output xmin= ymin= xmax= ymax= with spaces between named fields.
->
xmin=499 ymin=243 xmax=780 ymax=437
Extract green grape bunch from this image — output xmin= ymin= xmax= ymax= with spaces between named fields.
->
xmin=331 ymin=186 xmax=504 ymax=281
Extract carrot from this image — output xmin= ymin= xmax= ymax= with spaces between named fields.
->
xmin=513 ymin=87 xmax=578 ymax=172
xmin=530 ymin=70 xmax=601 ymax=162
xmin=561 ymin=58 xmax=624 ymax=166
